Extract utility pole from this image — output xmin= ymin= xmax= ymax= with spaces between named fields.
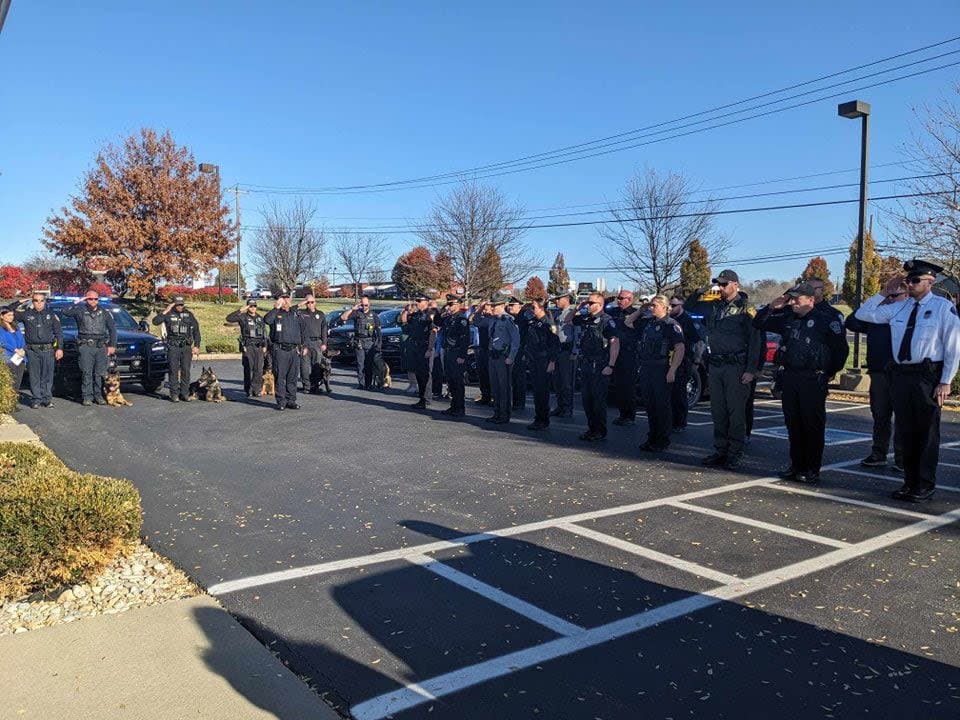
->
xmin=234 ymin=184 xmax=243 ymax=295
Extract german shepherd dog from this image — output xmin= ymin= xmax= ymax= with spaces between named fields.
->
xmin=315 ymin=349 xmax=340 ymax=394
xmin=103 ymin=371 xmax=133 ymax=406
xmin=189 ymin=366 xmax=225 ymax=402
xmin=382 ymin=362 xmax=392 ymax=389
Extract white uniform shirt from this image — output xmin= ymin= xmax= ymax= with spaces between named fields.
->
xmin=855 ymin=292 xmax=960 ymax=385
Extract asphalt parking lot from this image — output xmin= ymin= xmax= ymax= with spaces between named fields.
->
xmin=21 ymin=361 xmax=960 ymax=719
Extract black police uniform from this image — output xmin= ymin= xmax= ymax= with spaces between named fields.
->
xmin=298 ymin=307 xmax=328 ymax=393
xmin=573 ymin=310 xmax=618 ymax=438
xmin=638 ymin=317 xmax=684 ymax=450
xmin=756 ymin=305 xmax=848 ymax=480
xmin=12 ymin=303 xmax=62 ymax=406
xmin=509 ymin=307 xmax=532 ymax=409
xmin=670 ymin=309 xmax=700 ymax=431
xmin=403 ymin=309 xmax=434 ymax=403
xmin=441 ymin=311 xmax=471 ymax=415
xmin=263 ymin=306 xmax=306 ymax=409
xmin=226 ymin=308 xmax=267 ymax=396
xmin=353 ymin=309 xmax=384 ymax=389
xmin=61 ymin=301 xmax=117 ymax=403
xmin=153 ymin=308 xmax=201 ymax=401
xmin=524 ymin=315 xmax=560 ymax=427
xmin=609 ymin=306 xmax=640 ymax=422
xmin=552 ymin=305 xmax=578 ymax=417
xmin=475 ymin=316 xmax=492 ymax=403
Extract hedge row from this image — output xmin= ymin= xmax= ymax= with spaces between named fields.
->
xmin=0 ymin=363 xmax=17 ymax=415
xmin=0 ymin=442 xmax=142 ymax=600
xmin=204 ymin=340 xmax=238 ymax=353
xmin=157 ymin=285 xmax=238 ymax=303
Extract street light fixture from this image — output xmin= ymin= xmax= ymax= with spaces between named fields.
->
xmin=837 ymin=99 xmax=870 ymax=372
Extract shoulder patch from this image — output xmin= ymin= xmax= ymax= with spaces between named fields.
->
xmin=830 ymin=321 xmax=842 ymax=335
xmin=607 ymin=320 xmax=617 ymax=329
xmin=746 ymin=306 xmax=756 ymax=318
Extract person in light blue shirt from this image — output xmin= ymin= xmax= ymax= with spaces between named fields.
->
xmin=0 ymin=307 xmax=26 ymax=405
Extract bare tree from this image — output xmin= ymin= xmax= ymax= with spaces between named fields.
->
xmin=599 ymin=168 xmax=730 ymax=294
xmin=415 ymin=180 xmax=536 ymax=298
xmin=333 ymin=232 xmax=388 ymax=299
xmin=885 ymin=84 xmax=960 ymax=276
xmin=250 ymin=200 xmax=325 ymax=292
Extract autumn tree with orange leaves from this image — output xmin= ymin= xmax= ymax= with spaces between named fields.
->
xmin=43 ymin=129 xmax=236 ymax=298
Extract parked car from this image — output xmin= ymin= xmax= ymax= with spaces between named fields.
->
xmin=245 ymin=288 xmax=273 ymax=299
xmin=327 ymin=307 xmax=402 ymax=367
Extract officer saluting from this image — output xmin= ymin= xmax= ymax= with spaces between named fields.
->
xmin=524 ymin=298 xmax=560 ymax=431
xmin=264 ymin=292 xmax=307 ymax=410
xmin=855 ymin=259 xmax=960 ymax=502
xmin=226 ymin=299 xmax=267 ymax=397
xmin=296 ymin=293 xmax=328 ymax=394
xmin=439 ymin=294 xmax=471 ymax=418
xmin=153 ymin=295 xmax=201 ymax=402
xmin=340 ymin=296 xmax=383 ymax=390
xmin=11 ymin=291 xmax=63 ymax=408
xmin=573 ymin=292 xmax=619 ymax=441
xmin=480 ymin=296 xmax=520 ymax=425
xmin=61 ymin=290 xmax=117 ymax=406
xmin=399 ymin=294 xmax=436 ymax=410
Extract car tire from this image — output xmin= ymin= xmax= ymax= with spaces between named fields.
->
xmin=686 ymin=368 xmax=703 ymax=408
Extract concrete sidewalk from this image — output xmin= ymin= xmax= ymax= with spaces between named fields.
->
xmin=0 ymin=594 xmax=339 ymax=720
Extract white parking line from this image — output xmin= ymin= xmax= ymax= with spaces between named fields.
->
xmin=666 ymin=501 xmax=851 ymax=548
xmin=828 ymin=466 xmax=960 ymax=493
xmin=350 ymin=508 xmax=960 ymax=720
xmin=555 ymin=522 xmax=739 ymax=585
xmin=764 ymin=483 xmax=938 ymax=520
xmin=406 ymin=554 xmax=583 ymax=637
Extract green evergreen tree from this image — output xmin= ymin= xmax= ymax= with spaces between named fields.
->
xmin=678 ymin=239 xmax=711 ymax=296
xmin=547 ymin=252 xmax=571 ymax=296
xmin=841 ymin=231 xmax=881 ymax=306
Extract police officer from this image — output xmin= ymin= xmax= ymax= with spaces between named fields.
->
xmin=297 ymin=293 xmax=328 ymax=394
xmin=755 ymin=283 xmax=849 ymax=483
xmin=609 ymin=290 xmax=640 ymax=426
xmin=551 ymin=292 xmax=578 ymax=418
xmin=11 ymin=291 xmax=63 ymax=408
xmin=685 ymin=269 xmax=761 ymax=470
xmin=627 ymin=295 xmax=685 ymax=452
xmin=153 ymin=295 xmax=201 ymax=402
xmin=62 ymin=290 xmax=117 ymax=406
xmin=808 ymin=277 xmax=845 ymax=325
xmin=399 ymin=295 xmax=436 ymax=410
xmin=265 ymin=292 xmax=307 ymax=410
xmin=341 ymin=297 xmax=383 ymax=390
xmin=472 ymin=300 xmax=493 ymax=406
xmin=438 ymin=295 xmax=470 ymax=417
xmin=226 ymin=299 xmax=267 ymax=397
xmin=506 ymin=297 xmax=531 ymax=410
xmin=478 ymin=297 xmax=520 ymax=424
xmin=668 ymin=295 xmax=701 ymax=433
xmin=524 ymin=298 xmax=560 ymax=430
xmin=855 ymin=260 xmax=960 ymax=502
xmin=573 ymin=292 xmax=619 ymax=441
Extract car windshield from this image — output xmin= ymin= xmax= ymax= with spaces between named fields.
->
xmin=55 ymin=304 xmax=141 ymax=331
xmin=379 ymin=309 xmax=401 ymax=328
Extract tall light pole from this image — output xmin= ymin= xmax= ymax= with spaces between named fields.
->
xmin=838 ymin=99 xmax=870 ymax=372
xmin=233 ymin=185 xmax=245 ymax=296
xmin=0 ymin=0 xmax=12 ymax=35
xmin=198 ymin=163 xmax=223 ymax=301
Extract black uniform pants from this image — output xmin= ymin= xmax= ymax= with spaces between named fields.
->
xmin=553 ymin=347 xmax=575 ymax=414
xmin=869 ymin=369 xmax=902 ymax=462
xmin=272 ymin=346 xmax=300 ymax=407
xmin=581 ymin=358 xmax=611 ymax=436
xmin=891 ymin=367 xmax=941 ymax=494
xmin=641 ymin=363 xmax=672 ymax=448
xmin=745 ymin=377 xmax=758 ymax=437
xmin=511 ymin=352 xmax=526 ymax=408
xmin=356 ymin=340 xmax=383 ymax=388
xmin=301 ymin=341 xmax=325 ymax=391
xmin=242 ymin=343 xmax=266 ymax=395
xmin=490 ymin=354 xmax=512 ymax=420
xmin=77 ymin=343 xmax=108 ymax=402
xmin=431 ymin=353 xmax=445 ymax=395
xmin=780 ymin=369 xmax=828 ymax=474
xmin=671 ymin=363 xmax=690 ymax=429
xmin=444 ymin=352 xmax=466 ymax=412
xmin=167 ymin=341 xmax=193 ymax=400
xmin=614 ymin=353 xmax=637 ymax=420
xmin=708 ymin=362 xmax=751 ymax=456
xmin=529 ymin=355 xmax=552 ymax=424
xmin=26 ymin=347 xmax=55 ymax=404
xmin=476 ymin=347 xmax=491 ymax=401
xmin=411 ymin=350 xmax=430 ymax=400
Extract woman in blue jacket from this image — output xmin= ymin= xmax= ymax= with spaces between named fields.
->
xmin=0 ymin=307 xmax=26 ymax=403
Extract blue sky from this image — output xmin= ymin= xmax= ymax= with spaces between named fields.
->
xmin=1 ymin=1 xmax=958 ymax=290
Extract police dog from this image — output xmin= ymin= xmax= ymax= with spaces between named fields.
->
xmin=190 ymin=366 xmax=225 ymax=402
xmin=103 ymin=372 xmax=133 ymax=407
xmin=314 ymin=349 xmax=339 ymax=394
xmin=261 ymin=347 xmax=276 ymax=396
xmin=382 ymin=362 xmax=392 ymax=389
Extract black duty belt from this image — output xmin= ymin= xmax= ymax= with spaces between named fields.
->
xmin=309 ymin=336 xmax=325 ymax=340
xmin=889 ymin=360 xmax=944 ymax=376
xmin=709 ymin=352 xmax=747 ymax=366
xmin=276 ymin=342 xmax=299 ymax=351
xmin=27 ymin=343 xmax=55 ymax=351
xmin=168 ymin=336 xmax=192 ymax=346
xmin=242 ymin=339 xmax=265 ymax=347
xmin=78 ymin=338 xmax=106 ymax=347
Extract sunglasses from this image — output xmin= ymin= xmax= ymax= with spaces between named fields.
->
xmin=670 ymin=303 xmax=682 ymax=307
xmin=906 ymin=276 xmax=931 ymax=284
xmin=715 ymin=282 xmax=730 ymax=287
xmin=587 ymin=301 xmax=602 ymax=306
xmin=617 ymin=296 xmax=631 ymax=301
xmin=305 ymin=300 xmax=316 ymax=304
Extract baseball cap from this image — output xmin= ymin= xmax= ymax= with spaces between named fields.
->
xmin=785 ymin=282 xmax=816 ymax=298
xmin=246 ymin=298 xmax=258 ymax=306
xmin=712 ymin=269 xmax=739 ymax=284
xmin=173 ymin=295 xmax=185 ymax=304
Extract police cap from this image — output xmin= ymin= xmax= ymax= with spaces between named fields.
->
xmin=277 ymin=291 xmax=291 ymax=299
xmin=785 ymin=282 xmax=816 ymax=298
xmin=173 ymin=295 xmax=185 ymax=304
xmin=550 ymin=292 xmax=575 ymax=302
xmin=246 ymin=298 xmax=258 ymax=307
xmin=904 ymin=259 xmax=943 ymax=278
xmin=415 ymin=294 xmax=430 ymax=301
xmin=506 ymin=296 xmax=522 ymax=305
xmin=489 ymin=296 xmax=507 ymax=306
xmin=711 ymin=269 xmax=739 ymax=284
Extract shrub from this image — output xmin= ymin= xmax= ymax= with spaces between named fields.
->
xmin=0 ymin=442 xmax=142 ymax=600
xmin=204 ymin=340 xmax=237 ymax=353
xmin=0 ymin=363 xmax=18 ymax=415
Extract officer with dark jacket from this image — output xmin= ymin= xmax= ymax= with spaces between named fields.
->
xmin=845 ymin=309 xmax=903 ymax=471
xmin=524 ymin=299 xmax=560 ymax=430
xmin=609 ymin=290 xmax=640 ymax=426
xmin=400 ymin=295 xmax=436 ymax=410
xmin=296 ymin=294 xmax=328 ymax=394
xmin=61 ymin=291 xmax=117 ymax=406
xmin=668 ymin=296 xmax=700 ymax=432
xmin=440 ymin=295 xmax=471 ymax=417
xmin=11 ymin=291 xmax=63 ymax=408
xmin=755 ymin=283 xmax=849 ymax=483
xmin=265 ymin=293 xmax=307 ymax=410
xmin=226 ymin=299 xmax=267 ymax=397
xmin=341 ymin=297 xmax=383 ymax=390
xmin=551 ymin=293 xmax=578 ymax=418
xmin=479 ymin=297 xmax=520 ymax=424
xmin=684 ymin=269 xmax=761 ymax=470
xmin=573 ymin=292 xmax=619 ymax=441
xmin=153 ymin=296 xmax=201 ymax=402
xmin=506 ymin=297 xmax=532 ymax=409
xmin=472 ymin=301 xmax=493 ymax=405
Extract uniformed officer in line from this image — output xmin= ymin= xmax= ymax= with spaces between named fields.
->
xmin=472 ymin=300 xmax=493 ymax=406
xmin=550 ymin=292 xmax=578 ymax=418
xmin=609 ymin=290 xmax=640 ymax=427
xmin=573 ymin=292 xmax=620 ymax=441
xmin=226 ymin=299 xmax=268 ymax=398
xmin=625 ymin=295 xmax=685 ymax=452
xmin=399 ymin=294 xmax=436 ymax=410
xmin=684 ymin=269 xmax=761 ymax=470
xmin=855 ymin=260 xmax=960 ymax=502
xmin=152 ymin=295 xmax=201 ymax=402
xmin=341 ymin=296 xmax=383 ymax=390
xmin=667 ymin=296 xmax=701 ymax=433
xmin=808 ymin=277 xmax=845 ymax=324
xmin=506 ymin=297 xmax=531 ymax=410
xmin=296 ymin=293 xmax=328 ymax=394
xmin=439 ymin=294 xmax=471 ymax=417
xmin=480 ymin=297 xmax=520 ymax=424
xmin=524 ymin=299 xmax=560 ymax=430
xmin=11 ymin=291 xmax=63 ymax=408
xmin=755 ymin=283 xmax=849 ymax=483
xmin=62 ymin=290 xmax=117 ymax=406
xmin=265 ymin=292 xmax=307 ymax=410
